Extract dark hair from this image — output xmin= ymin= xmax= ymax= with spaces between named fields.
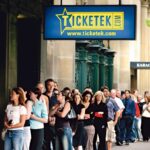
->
xmin=101 ymin=85 xmax=109 ymax=92
xmin=63 ymin=87 xmax=71 ymax=92
xmin=30 ymin=88 xmax=42 ymax=100
xmin=121 ymin=91 xmax=125 ymax=96
xmin=82 ymin=90 xmax=93 ymax=102
xmin=44 ymin=78 xmax=54 ymax=89
xmin=12 ymin=87 xmax=25 ymax=106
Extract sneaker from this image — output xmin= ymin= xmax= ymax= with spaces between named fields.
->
xmin=126 ymin=141 xmax=129 ymax=145
xmin=116 ymin=141 xmax=123 ymax=146
xmin=130 ymin=139 xmax=135 ymax=143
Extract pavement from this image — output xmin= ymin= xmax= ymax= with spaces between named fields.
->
xmin=112 ymin=141 xmax=150 ymax=150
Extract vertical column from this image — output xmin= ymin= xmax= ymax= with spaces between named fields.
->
xmin=105 ymin=51 xmax=115 ymax=90
xmin=99 ymin=51 xmax=106 ymax=89
xmin=41 ymin=0 xmax=76 ymax=89
xmin=8 ymin=15 xmax=18 ymax=89
xmin=87 ymin=43 xmax=100 ymax=93
xmin=139 ymin=0 xmax=150 ymax=93
xmin=76 ymin=41 xmax=89 ymax=92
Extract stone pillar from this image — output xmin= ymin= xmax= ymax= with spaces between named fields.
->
xmin=139 ymin=0 xmax=150 ymax=93
xmin=110 ymin=0 xmax=141 ymax=90
xmin=41 ymin=0 xmax=76 ymax=89
xmin=8 ymin=14 xmax=17 ymax=90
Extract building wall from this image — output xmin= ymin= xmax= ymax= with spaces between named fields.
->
xmin=139 ymin=0 xmax=150 ymax=94
xmin=40 ymin=0 xmax=76 ymax=90
xmin=41 ymin=0 xmax=150 ymax=94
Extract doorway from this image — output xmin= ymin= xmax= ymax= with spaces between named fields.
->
xmin=17 ymin=18 xmax=41 ymax=90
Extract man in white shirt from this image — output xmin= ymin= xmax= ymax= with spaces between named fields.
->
xmin=110 ymin=89 xmax=125 ymax=146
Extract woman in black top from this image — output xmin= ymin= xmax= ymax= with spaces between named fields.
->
xmin=93 ymin=91 xmax=108 ymax=150
xmin=49 ymin=91 xmax=72 ymax=150
xmin=82 ymin=90 xmax=95 ymax=150
xmin=72 ymin=93 xmax=85 ymax=150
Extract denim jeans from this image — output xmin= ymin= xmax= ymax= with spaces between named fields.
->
xmin=120 ymin=116 xmax=134 ymax=142
xmin=55 ymin=127 xmax=73 ymax=150
xmin=23 ymin=127 xmax=31 ymax=150
xmin=4 ymin=130 xmax=24 ymax=150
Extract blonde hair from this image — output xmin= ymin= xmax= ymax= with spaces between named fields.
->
xmin=93 ymin=91 xmax=106 ymax=103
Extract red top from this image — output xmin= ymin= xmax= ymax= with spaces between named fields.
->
xmin=135 ymin=102 xmax=140 ymax=117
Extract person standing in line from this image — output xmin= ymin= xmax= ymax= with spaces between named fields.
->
xmin=4 ymin=87 xmax=27 ymax=150
xmin=43 ymin=78 xmax=57 ymax=150
xmin=105 ymin=90 xmax=120 ymax=150
xmin=72 ymin=93 xmax=85 ymax=150
xmin=36 ymin=82 xmax=49 ymax=113
xmin=120 ymin=90 xmax=136 ymax=145
xmin=110 ymin=89 xmax=125 ymax=146
xmin=49 ymin=91 xmax=73 ymax=150
xmin=82 ymin=90 xmax=95 ymax=150
xmin=29 ymin=88 xmax=48 ymax=150
xmin=93 ymin=91 xmax=108 ymax=150
xmin=19 ymin=88 xmax=32 ymax=150
xmin=141 ymin=95 xmax=150 ymax=141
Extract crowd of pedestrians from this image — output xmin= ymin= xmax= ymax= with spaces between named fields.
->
xmin=3 ymin=78 xmax=150 ymax=150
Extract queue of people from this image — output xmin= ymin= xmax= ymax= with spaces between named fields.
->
xmin=2 ymin=78 xmax=150 ymax=150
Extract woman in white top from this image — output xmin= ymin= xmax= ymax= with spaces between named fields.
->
xmin=4 ymin=87 xmax=27 ymax=150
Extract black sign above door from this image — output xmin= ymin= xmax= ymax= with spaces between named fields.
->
xmin=130 ymin=62 xmax=150 ymax=69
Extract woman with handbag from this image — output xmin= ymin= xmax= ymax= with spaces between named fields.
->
xmin=49 ymin=91 xmax=73 ymax=150
xmin=4 ymin=87 xmax=27 ymax=150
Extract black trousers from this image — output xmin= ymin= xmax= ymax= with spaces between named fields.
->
xmin=141 ymin=117 xmax=150 ymax=141
xmin=30 ymin=128 xmax=44 ymax=150
xmin=42 ymin=123 xmax=56 ymax=150
xmin=93 ymin=125 xmax=106 ymax=150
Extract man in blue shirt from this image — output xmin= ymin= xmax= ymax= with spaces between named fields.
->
xmin=101 ymin=86 xmax=120 ymax=150
xmin=120 ymin=90 xmax=136 ymax=145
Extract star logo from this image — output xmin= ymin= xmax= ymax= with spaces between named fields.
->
xmin=56 ymin=8 xmax=72 ymax=34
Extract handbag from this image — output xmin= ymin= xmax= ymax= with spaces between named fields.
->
xmin=1 ymin=128 xmax=7 ymax=141
xmin=66 ymin=106 xmax=77 ymax=119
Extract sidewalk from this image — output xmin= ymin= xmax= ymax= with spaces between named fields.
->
xmin=112 ymin=141 xmax=150 ymax=150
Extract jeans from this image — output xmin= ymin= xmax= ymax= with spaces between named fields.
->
xmin=23 ymin=127 xmax=31 ymax=150
xmin=55 ymin=127 xmax=72 ymax=150
xmin=4 ymin=130 xmax=24 ymax=150
xmin=115 ymin=117 xmax=121 ymax=142
xmin=120 ymin=116 xmax=134 ymax=142
xmin=130 ymin=117 xmax=142 ymax=141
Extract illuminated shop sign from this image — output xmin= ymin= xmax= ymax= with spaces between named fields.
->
xmin=44 ymin=5 xmax=136 ymax=40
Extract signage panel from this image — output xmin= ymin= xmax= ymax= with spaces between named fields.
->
xmin=130 ymin=62 xmax=150 ymax=69
xmin=44 ymin=5 xmax=136 ymax=40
